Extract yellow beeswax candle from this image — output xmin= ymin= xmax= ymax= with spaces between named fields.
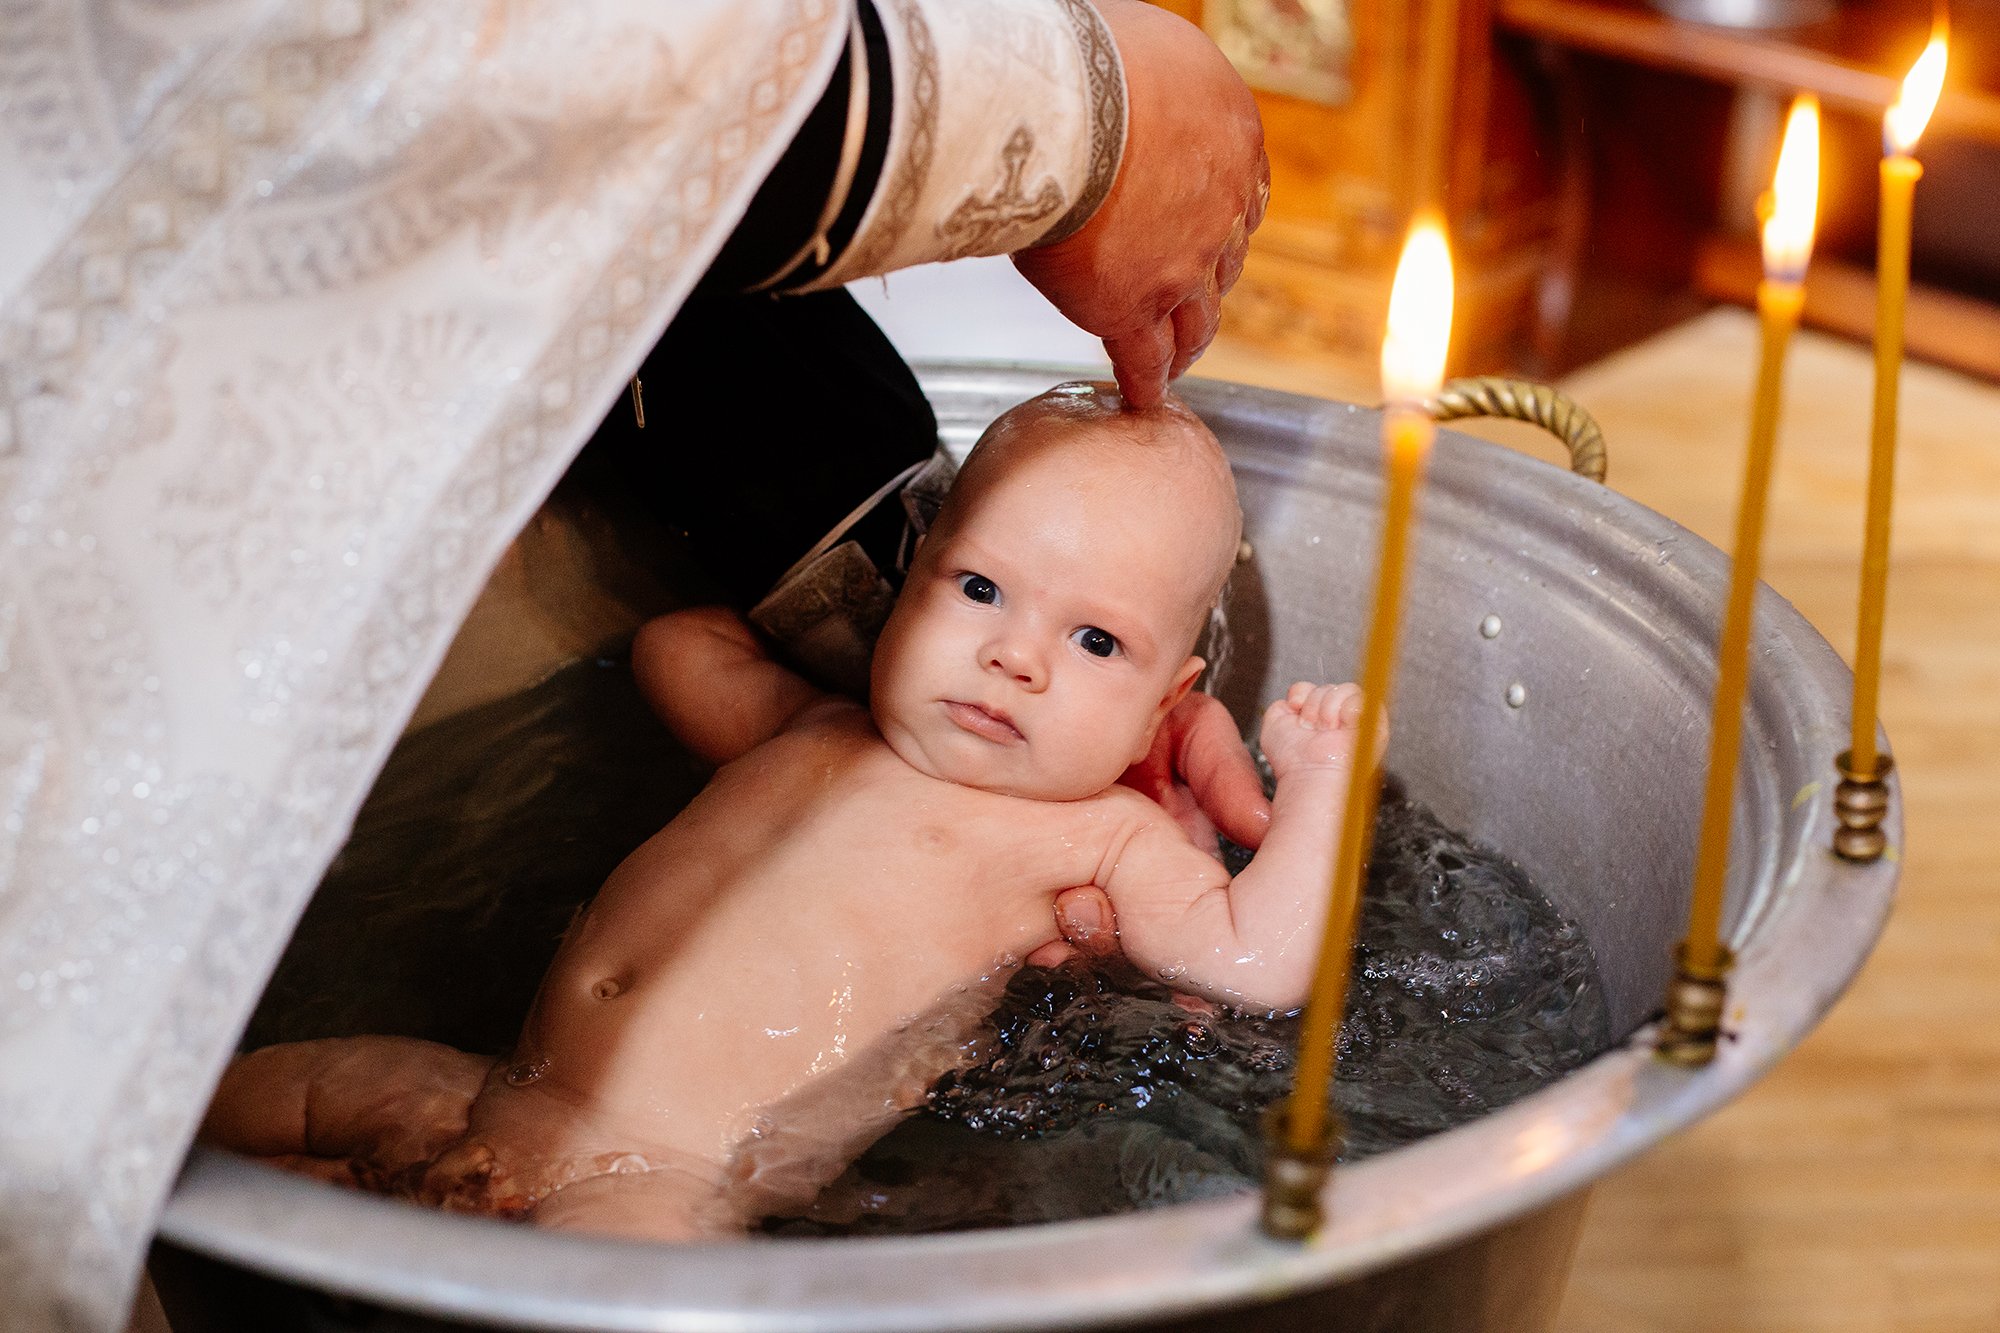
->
xmin=1285 ymin=407 xmax=1431 ymax=1153
xmin=1685 ymin=278 xmax=1804 ymax=972
xmin=1684 ymin=96 xmax=1818 ymax=978
xmin=1285 ymin=221 xmax=1452 ymax=1155
xmin=1851 ymin=34 xmax=1946 ymax=777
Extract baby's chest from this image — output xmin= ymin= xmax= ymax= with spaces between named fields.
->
xmin=802 ymin=782 xmax=1115 ymax=911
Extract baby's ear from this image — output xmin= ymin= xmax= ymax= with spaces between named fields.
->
xmin=1135 ymin=656 xmax=1207 ymax=760
xmin=1165 ymin=656 xmax=1206 ymax=711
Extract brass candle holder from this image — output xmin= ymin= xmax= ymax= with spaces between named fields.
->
xmin=1832 ymin=749 xmax=1894 ymax=863
xmin=1260 ymin=1103 xmax=1339 ymax=1241
xmin=1658 ymin=941 xmax=1737 ymax=1066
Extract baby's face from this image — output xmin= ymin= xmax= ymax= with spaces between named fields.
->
xmin=871 ymin=421 xmax=1230 ymax=802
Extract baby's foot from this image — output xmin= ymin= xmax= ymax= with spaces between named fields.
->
xmin=417 ymin=1139 xmax=534 ymax=1219
xmin=1258 ymin=681 xmax=1366 ymax=779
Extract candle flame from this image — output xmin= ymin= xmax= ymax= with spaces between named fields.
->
xmin=1762 ymin=95 xmax=1820 ymax=283
xmin=1381 ymin=217 xmax=1454 ymax=405
xmin=1886 ymin=33 xmax=1948 ymax=154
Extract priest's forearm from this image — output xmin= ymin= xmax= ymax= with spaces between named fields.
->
xmin=708 ymin=0 xmax=1266 ymax=408
xmin=788 ymin=0 xmax=1126 ymax=289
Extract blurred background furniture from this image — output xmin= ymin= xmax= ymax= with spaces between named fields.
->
xmin=1160 ymin=0 xmax=2000 ymax=385
xmin=1129 ymin=6 xmax=2000 ymax=1329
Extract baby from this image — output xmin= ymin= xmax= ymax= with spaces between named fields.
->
xmin=200 ymin=383 xmax=1367 ymax=1239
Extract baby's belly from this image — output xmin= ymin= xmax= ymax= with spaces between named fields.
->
xmin=512 ymin=920 xmax=1011 ymax=1173
xmin=498 ymin=782 xmax=1072 ymax=1174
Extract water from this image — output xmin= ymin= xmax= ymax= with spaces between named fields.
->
xmin=250 ymin=654 xmax=1610 ymax=1235
xmin=765 ymin=790 xmax=1609 ymax=1235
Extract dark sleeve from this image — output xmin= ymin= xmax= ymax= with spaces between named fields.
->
xmin=697 ymin=0 xmax=894 ymax=294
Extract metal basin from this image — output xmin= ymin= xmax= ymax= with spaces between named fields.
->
xmin=153 ymin=363 xmax=1898 ymax=1331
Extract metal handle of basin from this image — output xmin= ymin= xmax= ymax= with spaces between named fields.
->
xmin=1423 ymin=377 xmax=1608 ymax=484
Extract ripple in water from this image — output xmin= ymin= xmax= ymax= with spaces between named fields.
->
xmin=250 ymin=657 xmax=1610 ymax=1237
xmin=765 ymin=790 xmax=1609 ymax=1235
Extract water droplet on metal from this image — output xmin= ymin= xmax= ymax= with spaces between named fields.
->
xmin=1479 ymin=614 xmax=1502 ymax=639
xmin=1505 ymin=682 xmax=1527 ymax=708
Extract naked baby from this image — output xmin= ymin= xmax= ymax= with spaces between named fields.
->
xmin=201 ymin=382 xmax=1368 ymax=1240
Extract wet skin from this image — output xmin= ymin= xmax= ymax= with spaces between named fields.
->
xmin=202 ymin=389 xmax=1367 ymax=1239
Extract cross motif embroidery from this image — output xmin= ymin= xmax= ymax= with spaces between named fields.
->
xmin=938 ymin=126 xmax=1066 ymax=259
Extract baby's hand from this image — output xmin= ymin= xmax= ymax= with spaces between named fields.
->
xmin=1259 ymin=681 xmax=1366 ymax=779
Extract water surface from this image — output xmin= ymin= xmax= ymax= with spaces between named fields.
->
xmin=250 ymin=655 xmax=1610 ymax=1234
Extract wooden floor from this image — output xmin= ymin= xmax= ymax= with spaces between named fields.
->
xmin=1203 ymin=310 xmax=2000 ymax=1333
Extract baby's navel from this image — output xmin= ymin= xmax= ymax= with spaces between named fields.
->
xmin=590 ymin=975 xmax=629 ymax=1001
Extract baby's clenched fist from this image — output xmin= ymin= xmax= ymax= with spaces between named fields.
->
xmin=1259 ymin=681 xmax=1366 ymax=778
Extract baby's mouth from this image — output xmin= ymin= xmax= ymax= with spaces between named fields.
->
xmin=942 ymin=700 xmax=1025 ymax=744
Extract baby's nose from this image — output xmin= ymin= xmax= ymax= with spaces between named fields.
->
xmin=983 ymin=638 xmax=1046 ymax=689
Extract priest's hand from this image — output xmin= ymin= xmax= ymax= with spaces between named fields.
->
xmin=1013 ymin=0 xmax=1268 ymax=410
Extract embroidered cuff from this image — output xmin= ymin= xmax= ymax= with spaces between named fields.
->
xmin=797 ymin=0 xmax=1125 ymax=289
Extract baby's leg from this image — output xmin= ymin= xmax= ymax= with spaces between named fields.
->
xmin=201 ymin=1037 xmax=493 ymax=1189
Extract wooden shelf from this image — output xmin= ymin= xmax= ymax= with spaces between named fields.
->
xmin=1495 ymin=0 xmax=2000 ymax=144
xmin=1694 ymin=233 xmax=2000 ymax=381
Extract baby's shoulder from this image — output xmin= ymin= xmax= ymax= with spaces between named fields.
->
xmin=713 ymin=698 xmax=879 ymax=793
xmin=998 ymin=781 xmax=1181 ymax=854
xmin=1076 ymin=780 xmax=1179 ymax=827
xmin=752 ymin=695 xmax=873 ymax=755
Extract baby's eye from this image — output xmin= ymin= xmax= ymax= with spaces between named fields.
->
xmin=1073 ymin=626 xmax=1120 ymax=658
xmin=957 ymin=573 xmax=999 ymax=605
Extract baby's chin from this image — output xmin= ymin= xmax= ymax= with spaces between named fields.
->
xmin=874 ymin=713 xmax=1114 ymax=803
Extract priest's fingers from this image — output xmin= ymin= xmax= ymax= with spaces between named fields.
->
xmin=1169 ymin=286 xmax=1221 ymax=382
xmin=1104 ymin=317 xmax=1175 ymax=410
xmin=1214 ymin=238 xmax=1247 ymax=310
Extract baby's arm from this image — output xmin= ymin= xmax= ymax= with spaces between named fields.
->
xmin=631 ymin=608 xmax=830 ymax=765
xmin=1098 ymin=683 xmax=1366 ymax=1013
xmin=200 ymin=1037 xmax=491 ymax=1186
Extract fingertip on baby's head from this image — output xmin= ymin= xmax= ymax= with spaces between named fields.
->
xmin=959 ymin=381 xmax=1242 ymax=594
xmin=1013 ymin=379 xmax=1213 ymax=446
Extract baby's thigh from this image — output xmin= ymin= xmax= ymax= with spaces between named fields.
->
xmin=530 ymin=1163 xmax=739 ymax=1242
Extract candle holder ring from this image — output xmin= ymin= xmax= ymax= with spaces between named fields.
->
xmin=1259 ymin=1102 xmax=1340 ymax=1241
xmin=1657 ymin=941 xmax=1736 ymax=1067
xmin=1424 ymin=377 xmax=1608 ymax=483
xmin=1832 ymin=749 xmax=1894 ymax=862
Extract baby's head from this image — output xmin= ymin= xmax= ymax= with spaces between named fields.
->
xmin=871 ymin=382 xmax=1242 ymax=801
